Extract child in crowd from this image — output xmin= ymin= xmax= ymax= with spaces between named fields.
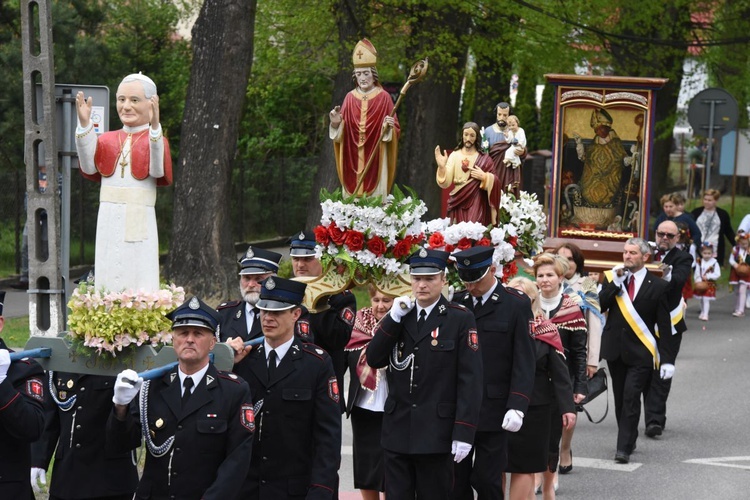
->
xmin=728 ymin=231 xmax=750 ymax=317
xmin=503 ymin=115 xmax=527 ymax=169
xmin=693 ymin=242 xmax=720 ymax=321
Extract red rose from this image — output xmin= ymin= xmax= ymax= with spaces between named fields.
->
xmin=508 ymin=235 xmax=518 ymax=247
xmin=393 ymin=238 xmax=413 ymax=259
xmin=457 ymin=237 xmax=473 ymax=250
xmin=428 ymin=232 xmax=445 ymax=249
xmin=476 ymin=237 xmax=492 ymax=247
xmin=328 ymin=223 xmax=346 ymax=245
xmin=367 ymin=236 xmax=387 ymax=256
xmin=345 ymin=230 xmax=365 ymax=252
xmin=503 ymin=261 xmax=518 ymax=282
xmin=413 ymin=233 xmax=425 ymax=245
xmin=445 ymin=244 xmax=455 ymax=253
xmin=314 ymin=225 xmax=330 ymax=245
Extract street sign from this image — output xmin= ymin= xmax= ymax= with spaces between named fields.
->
xmin=687 ymin=87 xmax=738 ymax=139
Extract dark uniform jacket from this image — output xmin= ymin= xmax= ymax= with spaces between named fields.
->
xmin=529 ymin=341 xmax=575 ymax=412
xmin=600 ymin=272 xmax=679 ymax=367
xmin=298 ymin=290 xmax=356 ymax=413
xmin=366 ymin=296 xmax=483 ymax=454
xmin=31 ymin=373 xmax=138 ymax=499
xmin=454 ymin=281 xmax=536 ymax=430
xmin=661 ymin=247 xmax=694 ymax=335
xmin=218 ymin=300 xmax=262 ymax=342
xmin=0 ymin=338 xmax=45 ymax=499
xmin=107 ymin=364 xmax=255 ymax=500
xmin=233 ymin=339 xmax=342 ymax=500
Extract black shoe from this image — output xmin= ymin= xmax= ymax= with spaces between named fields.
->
xmin=614 ymin=451 xmax=630 ymax=464
xmin=559 ymin=449 xmax=573 ymax=474
xmin=645 ymin=423 xmax=663 ymax=438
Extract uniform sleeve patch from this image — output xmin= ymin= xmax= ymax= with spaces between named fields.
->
xmin=240 ymin=403 xmax=255 ymax=432
xmin=327 ymin=376 xmax=340 ymax=404
xmin=340 ymin=307 xmax=355 ymax=326
xmin=296 ymin=320 xmax=311 ymax=339
xmin=26 ymin=378 xmax=44 ymax=401
xmin=467 ymin=328 xmax=479 ymax=352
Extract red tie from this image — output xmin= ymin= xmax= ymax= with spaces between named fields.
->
xmin=627 ymin=275 xmax=636 ymax=301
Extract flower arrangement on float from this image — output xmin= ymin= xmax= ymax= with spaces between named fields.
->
xmin=67 ymin=281 xmax=185 ymax=357
xmin=314 ymin=186 xmax=427 ymax=280
xmin=423 ymin=191 xmax=547 ymax=283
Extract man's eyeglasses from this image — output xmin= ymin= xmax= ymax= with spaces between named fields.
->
xmin=656 ymin=231 xmax=677 ymax=239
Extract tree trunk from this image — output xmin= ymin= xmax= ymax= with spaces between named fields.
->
xmin=306 ymin=0 xmax=369 ymax=230
xmin=396 ymin=5 xmax=470 ymax=219
xmin=166 ymin=0 xmax=257 ymax=305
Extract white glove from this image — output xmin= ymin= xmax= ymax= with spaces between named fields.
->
xmin=611 ymin=266 xmax=627 ymax=287
xmin=502 ymin=409 xmax=524 ymax=432
xmin=661 ymin=264 xmax=673 ymax=282
xmin=0 ymin=349 xmax=10 ymax=384
xmin=389 ymin=296 xmax=414 ymax=322
xmin=30 ymin=467 xmax=46 ymax=493
xmin=660 ymin=363 xmax=675 ymax=380
xmin=113 ymin=369 xmax=143 ymax=406
xmin=451 ymin=440 xmax=472 ymax=463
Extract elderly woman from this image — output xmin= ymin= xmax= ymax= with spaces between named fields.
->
xmin=691 ymin=189 xmax=735 ymax=266
xmin=533 ymin=253 xmax=587 ymax=499
xmin=505 ymin=277 xmax=576 ymax=500
xmin=345 ymin=285 xmax=395 ymax=500
xmin=553 ymin=242 xmax=603 ymax=475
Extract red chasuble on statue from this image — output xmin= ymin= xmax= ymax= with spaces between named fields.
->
xmin=446 ymin=153 xmax=501 ymax=226
xmin=83 ymin=129 xmax=173 ymax=186
xmin=334 ymin=86 xmax=399 ymax=196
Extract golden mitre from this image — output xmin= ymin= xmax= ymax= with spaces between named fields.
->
xmin=353 ymin=39 xmax=377 ymax=68
xmin=590 ymin=108 xmax=613 ymax=128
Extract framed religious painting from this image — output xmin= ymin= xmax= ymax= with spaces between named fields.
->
xmin=542 ymin=74 xmax=668 ymax=271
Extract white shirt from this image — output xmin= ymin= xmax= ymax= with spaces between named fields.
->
xmin=416 ymin=299 xmax=439 ymax=322
xmin=245 ymin=303 xmax=258 ymax=333
xmin=264 ymin=337 xmax=294 ymax=367
xmin=179 ymin=363 xmax=209 ymax=396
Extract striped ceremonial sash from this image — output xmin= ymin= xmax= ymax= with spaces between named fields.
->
xmin=604 ymin=270 xmax=660 ymax=368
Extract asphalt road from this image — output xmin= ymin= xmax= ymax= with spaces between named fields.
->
xmin=5 ymin=288 xmax=748 ymax=499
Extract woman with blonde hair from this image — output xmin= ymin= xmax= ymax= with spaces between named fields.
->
xmin=532 ymin=253 xmax=587 ymax=499
xmin=505 ymin=277 xmax=575 ymax=500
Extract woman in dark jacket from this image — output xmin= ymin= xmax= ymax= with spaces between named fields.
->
xmin=691 ymin=189 xmax=735 ymax=266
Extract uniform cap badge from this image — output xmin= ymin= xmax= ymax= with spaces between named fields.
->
xmin=245 ymin=247 xmax=254 ymax=259
xmin=419 ymin=248 xmax=428 ymax=258
xmin=266 ymin=277 xmax=276 ymax=290
xmin=189 ymin=297 xmax=200 ymax=309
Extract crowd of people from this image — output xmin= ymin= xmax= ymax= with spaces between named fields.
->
xmin=3 ymin=187 xmax=750 ymax=499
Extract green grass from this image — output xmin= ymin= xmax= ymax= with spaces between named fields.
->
xmin=1 ymin=316 xmax=31 ymax=349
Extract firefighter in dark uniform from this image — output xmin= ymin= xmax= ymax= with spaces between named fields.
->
xmin=228 ymin=277 xmax=342 ymax=499
xmin=107 ymin=296 xmax=255 ymax=500
xmin=451 ymin=246 xmax=536 ymax=500
xmin=289 ymin=230 xmax=355 ymax=412
xmin=0 ymin=291 xmax=46 ymax=499
xmin=366 ymin=249 xmax=483 ymax=499
xmin=30 ymin=371 xmax=139 ymax=499
xmin=217 ymin=246 xmax=283 ymax=343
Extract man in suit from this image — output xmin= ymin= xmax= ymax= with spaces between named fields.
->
xmin=290 ymin=230 xmax=355 ymax=412
xmin=218 ymin=246 xmax=283 ymax=343
xmin=366 ymin=249 xmax=483 ymax=499
xmin=0 ymin=291 xmax=46 ymax=499
xmin=229 ymin=277 xmax=342 ymax=499
xmin=599 ymin=238 xmax=679 ymax=464
xmin=108 ymin=296 xmax=255 ymax=500
xmin=451 ymin=246 xmax=536 ymax=500
xmin=644 ymin=221 xmax=693 ymax=438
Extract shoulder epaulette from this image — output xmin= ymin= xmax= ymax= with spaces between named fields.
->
xmin=447 ymin=303 xmax=468 ymax=310
xmin=501 ymin=284 xmax=527 ymax=299
xmin=301 ymin=343 xmax=328 ymax=361
xmin=217 ymin=300 xmax=241 ymax=310
xmin=217 ymin=371 xmax=242 ymax=383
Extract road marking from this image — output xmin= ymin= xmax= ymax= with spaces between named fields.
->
xmin=684 ymin=456 xmax=750 ymax=471
xmin=567 ymin=457 xmax=642 ymax=472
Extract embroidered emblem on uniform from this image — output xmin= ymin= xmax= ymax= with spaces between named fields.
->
xmin=235 ymin=309 xmax=242 ymax=319
xmin=297 ymin=320 xmax=310 ymax=338
xmin=189 ymin=297 xmax=200 ymax=309
xmin=266 ymin=277 xmax=276 ymax=290
xmin=58 ymin=390 xmax=67 ymax=400
xmin=245 ymin=247 xmax=254 ymax=259
xmin=341 ymin=307 xmax=355 ymax=325
xmin=328 ymin=377 xmax=340 ymax=403
xmin=419 ymin=248 xmax=428 ymax=258
xmin=241 ymin=404 xmax=256 ymax=432
xmin=27 ymin=378 xmax=44 ymax=401
xmin=468 ymin=328 xmax=479 ymax=351
xmin=155 ymin=418 xmax=164 ymax=428
xmin=431 ymin=327 xmax=440 ymax=346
